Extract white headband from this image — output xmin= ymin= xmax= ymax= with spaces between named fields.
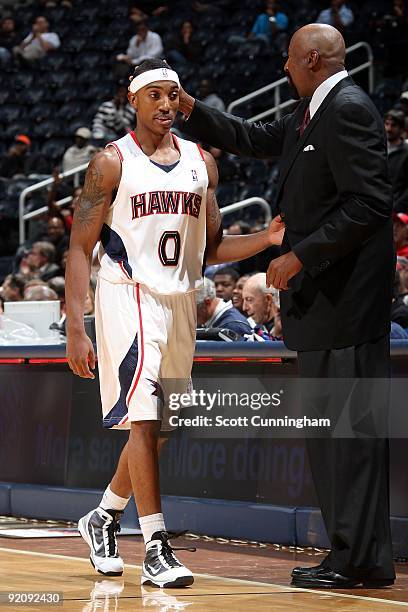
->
xmin=129 ymin=68 xmax=180 ymax=94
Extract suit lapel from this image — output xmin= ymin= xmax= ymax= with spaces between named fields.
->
xmin=276 ymin=77 xmax=354 ymax=200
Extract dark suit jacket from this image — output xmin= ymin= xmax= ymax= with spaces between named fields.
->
xmin=184 ymin=77 xmax=395 ymax=350
xmin=211 ymin=304 xmax=252 ymax=337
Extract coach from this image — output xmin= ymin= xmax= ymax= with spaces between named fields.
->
xmin=179 ymin=24 xmax=395 ymax=588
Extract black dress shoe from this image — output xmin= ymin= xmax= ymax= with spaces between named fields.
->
xmin=291 ymin=563 xmax=325 ymax=578
xmin=291 ymin=568 xmax=394 ymax=589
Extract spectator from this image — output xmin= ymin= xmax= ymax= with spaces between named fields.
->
xmin=24 ymin=285 xmax=58 ymax=301
xmin=167 ymin=21 xmax=200 ymax=64
xmin=0 ymin=274 xmax=25 ymax=302
xmin=196 ymin=277 xmax=251 ymax=337
xmin=92 ymin=85 xmax=136 ymax=142
xmin=385 ymin=109 xmax=408 ymax=213
xmin=394 ymin=212 xmax=408 ymax=257
xmin=316 ymin=0 xmax=354 ymax=30
xmin=249 ymin=0 xmax=288 ymax=46
xmin=242 ymin=273 xmax=282 ymax=339
xmin=0 ymin=134 xmax=31 ymax=178
xmin=0 ymin=17 xmax=18 ymax=65
xmin=228 ymin=0 xmax=288 ymax=51
xmin=129 ymin=6 xmax=148 ymax=26
xmin=232 ymin=274 xmax=250 ymax=313
xmin=25 ymin=241 xmax=60 ymax=281
xmin=46 ymin=216 xmax=70 ymax=264
xmin=116 ymin=21 xmax=163 ymax=67
xmin=62 ymin=128 xmax=96 ymax=173
xmin=227 ymin=221 xmax=251 ymax=235
xmin=13 ymin=16 xmax=60 ymax=64
xmin=0 ymin=133 xmax=48 ymax=178
xmin=48 ymin=276 xmax=66 ymax=313
xmin=198 ymin=79 xmax=225 ymax=113
xmin=60 ymin=248 xmax=69 ymax=273
xmin=213 ymin=266 xmax=240 ymax=301
xmin=391 ymin=270 xmax=408 ymax=328
xmin=47 ymin=170 xmax=82 ymax=232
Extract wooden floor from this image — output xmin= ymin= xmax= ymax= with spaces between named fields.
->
xmin=2 ymin=536 xmax=408 ymax=611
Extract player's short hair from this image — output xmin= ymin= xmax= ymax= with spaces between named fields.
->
xmin=213 ymin=266 xmax=240 ymax=282
xmin=132 ymin=58 xmax=173 ymax=79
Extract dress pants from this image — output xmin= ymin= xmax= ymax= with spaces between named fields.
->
xmin=297 ymin=334 xmax=395 ymax=580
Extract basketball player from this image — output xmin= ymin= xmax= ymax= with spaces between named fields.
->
xmin=65 ymin=59 xmax=284 ymax=588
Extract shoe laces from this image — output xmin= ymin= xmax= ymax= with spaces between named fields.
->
xmin=105 ymin=511 xmax=122 ymax=556
xmin=155 ymin=531 xmax=196 ymax=567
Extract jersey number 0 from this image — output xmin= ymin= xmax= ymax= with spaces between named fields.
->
xmin=158 ymin=231 xmax=181 ymax=266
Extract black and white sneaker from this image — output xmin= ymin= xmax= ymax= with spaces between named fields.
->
xmin=78 ymin=507 xmax=124 ymax=576
xmin=141 ymin=531 xmax=195 ymax=588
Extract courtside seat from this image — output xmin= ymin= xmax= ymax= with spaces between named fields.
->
xmin=0 ymin=105 xmax=21 ymax=124
xmin=56 ymin=101 xmax=86 ymax=121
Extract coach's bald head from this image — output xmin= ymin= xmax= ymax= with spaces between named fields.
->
xmin=284 ymin=24 xmax=346 ymax=98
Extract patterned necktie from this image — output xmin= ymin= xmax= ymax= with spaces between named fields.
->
xmin=299 ymin=106 xmax=311 ymax=137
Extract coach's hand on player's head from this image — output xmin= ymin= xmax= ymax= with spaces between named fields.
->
xmin=66 ymin=331 xmax=96 ymax=379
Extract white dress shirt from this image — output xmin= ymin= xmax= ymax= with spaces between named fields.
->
xmin=309 ymin=70 xmax=349 ymax=119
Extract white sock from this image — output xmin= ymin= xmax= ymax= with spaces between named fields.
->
xmin=99 ymin=485 xmax=130 ymax=512
xmin=139 ymin=512 xmax=165 ymax=545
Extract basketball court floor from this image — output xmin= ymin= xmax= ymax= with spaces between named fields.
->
xmin=2 ymin=531 xmax=408 ymax=611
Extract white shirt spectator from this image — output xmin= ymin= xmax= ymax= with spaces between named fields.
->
xmin=127 ymin=30 xmax=163 ymax=65
xmin=316 ymin=4 xmax=354 ymax=27
xmin=22 ymin=31 xmax=60 ymax=51
xmin=62 ymin=144 xmax=96 ymax=172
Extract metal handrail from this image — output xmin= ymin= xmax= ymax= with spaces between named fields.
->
xmin=227 ymin=41 xmax=374 ymax=122
xmin=19 ymin=163 xmax=88 ymax=244
xmin=220 ymin=197 xmax=271 ymax=223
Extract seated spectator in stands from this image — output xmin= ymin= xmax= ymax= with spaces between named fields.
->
xmin=316 ymin=0 xmax=354 ymax=30
xmin=0 ymin=274 xmax=25 ymax=303
xmin=26 ymin=241 xmax=60 ymax=281
xmin=24 ymin=285 xmax=58 ymax=302
xmin=197 ymin=278 xmax=251 ymax=337
xmin=167 ymin=21 xmax=200 ymax=65
xmin=0 ymin=134 xmax=31 ymax=178
xmin=249 ymin=0 xmax=288 ymax=45
xmin=242 ymin=273 xmax=282 ymax=339
xmin=13 ymin=16 xmax=60 ymax=64
xmin=232 ymin=274 xmax=250 ymax=314
xmin=213 ymin=266 xmax=240 ymax=301
xmin=0 ymin=17 xmax=18 ymax=65
xmin=385 ymin=110 xmax=408 ymax=213
xmin=0 ymin=133 xmax=48 ymax=178
xmin=116 ymin=21 xmax=163 ymax=67
xmin=198 ymin=79 xmax=225 ymax=113
xmin=92 ymin=85 xmax=136 ymax=142
xmin=62 ymin=128 xmax=96 ymax=173
xmin=228 ymin=0 xmax=288 ymax=51
xmin=46 ymin=216 xmax=70 ymax=264
xmin=47 ymin=170 xmax=82 ymax=232
xmin=48 ymin=276 xmax=66 ymax=313
xmin=394 ymin=213 xmax=408 ymax=258
xmin=392 ymin=270 xmax=408 ymax=328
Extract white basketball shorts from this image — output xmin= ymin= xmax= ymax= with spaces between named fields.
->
xmin=95 ymin=277 xmax=197 ymax=431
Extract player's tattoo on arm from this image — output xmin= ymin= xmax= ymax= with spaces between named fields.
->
xmin=208 ymin=191 xmax=223 ymax=243
xmin=74 ymin=160 xmax=106 ymax=230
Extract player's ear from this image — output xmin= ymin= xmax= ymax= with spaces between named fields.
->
xmin=127 ymin=90 xmax=137 ymax=110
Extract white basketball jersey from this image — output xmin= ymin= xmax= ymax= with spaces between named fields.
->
xmin=98 ymin=131 xmax=208 ymax=294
